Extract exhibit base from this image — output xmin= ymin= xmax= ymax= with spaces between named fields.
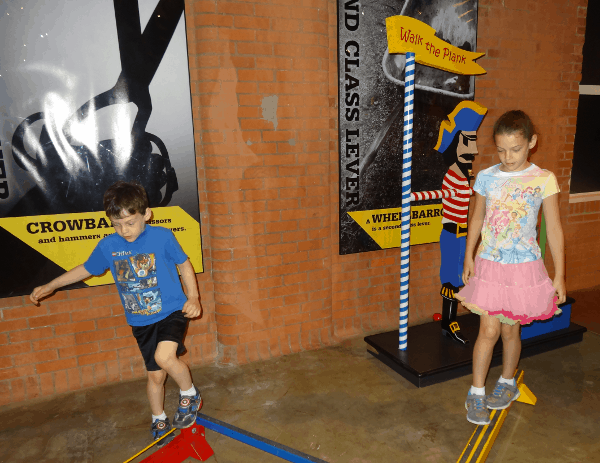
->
xmin=364 ymin=313 xmax=587 ymax=388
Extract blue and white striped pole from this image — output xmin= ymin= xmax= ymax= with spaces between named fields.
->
xmin=399 ymin=52 xmax=415 ymax=351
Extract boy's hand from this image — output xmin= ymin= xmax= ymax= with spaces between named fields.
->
xmin=462 ymin=257 xmax=475 ymax=286
xmin=182 ymin=297 xmax=202 ymax=319
xmin=30 ymin=284 xmax=55 ymax=305
xmin=552 ymin=276 xmax=566 ymax=305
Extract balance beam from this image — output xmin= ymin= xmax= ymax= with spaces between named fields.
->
xmin=196 ymin=413 xmax=328 ymax=463
xmin=457 ymin=370 xmax=536 ymax=463
xmin=124 ymin=413 xmax=327 ymax=463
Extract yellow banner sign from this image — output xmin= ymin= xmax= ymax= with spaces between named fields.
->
xmin=348 ymin=204 xmax=443 ymax=248
xmin=0 ymin=207 xmax=203 ymax=286
xmin=386 ymin=16 xmax=486 ymax=75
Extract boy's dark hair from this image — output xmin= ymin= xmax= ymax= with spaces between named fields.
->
xmin=493 ymin=110 xmax=537 ymax=141
xmin=103 ymin=181 xmax=149 ymax=218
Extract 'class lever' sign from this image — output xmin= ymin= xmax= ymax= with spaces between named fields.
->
xmin=386 ymin=16 xmax=486 ymax=75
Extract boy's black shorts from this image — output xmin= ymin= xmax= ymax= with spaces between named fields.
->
xmin=131 ymin=310 xmax=188 ymax=372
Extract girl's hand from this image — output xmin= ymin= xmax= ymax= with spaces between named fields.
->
xmin=552 ymin=276 xmax=566 ymax=305
xmin=462 ymin=257 xmax=475 ymax=286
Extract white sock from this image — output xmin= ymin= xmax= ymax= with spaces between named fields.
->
xmin=469 ymin=386 xmax=485 ymax=396
xmin=180 ymin=385 xmax=197 ymax=397
xmin=499 ymin=375 xmax=516 ymax=386
xmin=152 ymin=411 xmax=167 ymax=422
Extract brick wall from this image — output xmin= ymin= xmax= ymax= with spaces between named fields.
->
xmin=565 ymin=200 xmax=600 ymax=290
xmin=0 ymin=0 xmax=595 ymax=407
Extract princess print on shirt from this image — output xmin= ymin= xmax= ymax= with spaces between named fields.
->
xmin=475 ymin=164 xmax=558 ymax=265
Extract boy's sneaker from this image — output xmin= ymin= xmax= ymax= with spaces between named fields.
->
xmin=486 ymin=380 xmax=520 ymax=410
xmin=151 ymin=417 xmax=175 ymax=448
xmin=465 ymin=393 xmax=490 ymax=425
xmin=173 ymin=390 xmax=203 ymax=429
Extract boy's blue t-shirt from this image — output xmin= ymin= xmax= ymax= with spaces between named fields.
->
xmin=84 ymin=226 xmax=188 ymax=326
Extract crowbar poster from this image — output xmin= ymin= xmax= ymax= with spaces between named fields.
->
xmin=0 ymin=0 xmax=202 ymax=297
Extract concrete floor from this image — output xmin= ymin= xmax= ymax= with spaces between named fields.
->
xmin=1 ymin=290 xmax=599 ymax=463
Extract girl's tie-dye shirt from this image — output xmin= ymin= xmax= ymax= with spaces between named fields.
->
xmin=473 ymin=163 xmax=559 ymax=264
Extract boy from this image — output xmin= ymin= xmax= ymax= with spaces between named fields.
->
xmin=30 ymin=181 xmax=202 ymax=447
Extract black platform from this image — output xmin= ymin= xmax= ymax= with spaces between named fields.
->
xmin=364 ymin=313 xmax=587 ymax=387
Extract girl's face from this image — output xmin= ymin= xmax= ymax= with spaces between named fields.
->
xmin=495 ymin=131 xmax=537 ymax=173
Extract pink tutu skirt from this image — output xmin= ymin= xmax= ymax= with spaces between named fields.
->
xmin=456 ymin=256 xmax=559 ymax=325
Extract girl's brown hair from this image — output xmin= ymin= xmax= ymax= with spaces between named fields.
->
xmin=493 ymin=110 xmax=537 ymax=141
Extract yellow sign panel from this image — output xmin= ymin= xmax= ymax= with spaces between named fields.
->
xmin=386 ymin=16 xmax=486 ymax=75
xmin=0 ymin=207 xmax=203 ymax=286
xmin=348 ymin=204 xmax=443 ymax=248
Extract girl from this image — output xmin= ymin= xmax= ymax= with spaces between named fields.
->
xmin=457 ymin=110 xmax=566 ymax=425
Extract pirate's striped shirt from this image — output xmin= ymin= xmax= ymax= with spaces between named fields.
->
xmin=442 ymin=169 xmax=470 ymax=225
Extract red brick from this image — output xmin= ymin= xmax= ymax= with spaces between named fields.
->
xmin=47 ymin=298 xmax=91 ymax=314
xmin=81 ymin=365 xmax=95 ymax=388
xmin=55 ymin=321 xmax=96 ymax=336
xmin=97 ymin=316 xmax=128 ymax=329
xmin=11 ymin=378 xmax=25 ymax=402
xmin=67 ymin=368 xmax=81 ymax=391
xmin=25 ymin=375 xmax=41 ymax=399
xmin=71 ymin=306 xmax=113 ymax=322
xmin=31 ymin=335 xmax=74 ymax=352
xmin=91 ymin=294 xmax=122 ymax=307
xmin=36 ymin=358 xmax=78 ymax=374
xmin=53 ymin=370 xmax=69 ymax=394
xmin=0 ymin=319 xmax=28 ymax=333
xmin=75 ymin=328 xmax=115 ymax=344
xmin=10 ymin=327 xmax=54 ymax=342
xmin=0 ymin=296 xmax=24 ymax=308
xmin=235 ymin=16 xmax=270 ymax=30
xmin=2 ymin=305 xmax=48 ymax=320
xmin=39 ymin=372 xmax=54 ymax=396
xmin=28 ymin=313 xmax=71 ymax=328
xmin=68 ymin=285 xmax=110 ymax=299
xmin=255 ymin=4 xmax=290 ymax=18
xmin=78 ymin=351 xmax=118 ymax=366
xmin=0 ymin=342 xmax=31 ymax=356
xmin=99 ymin=337 xmax=137 ymax=351
xmin=194 ymin=14 xmax=234 ymax=27
xmin=193 ymin=0 xmax=216 ymax=13
xmin=59 ymin=343 xmax=99 ymax=358
xmin=93 ymin=363 xmax=108 ymax=385
xmin=14 ymin=350 xmax=58 ymax=366
xmin=237 ymin=42 xmax=273 ymax=56
xmin=107 ymin=361 xmax=120 ymax=382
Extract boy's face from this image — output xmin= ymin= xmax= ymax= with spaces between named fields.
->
xmin=110 ymin=208 xmax=151 ymax=243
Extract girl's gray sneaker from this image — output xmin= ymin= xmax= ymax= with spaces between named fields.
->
xmin=465 ymin=393 xmax=490 ymax=425
xmin=486 ymin=381 xmax=520 ymax=410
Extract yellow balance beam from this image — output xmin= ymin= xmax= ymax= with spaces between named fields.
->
xmin=457 ymin=370 xmax=536 ymax=463
xmin=123 ymin=428 xmax=176 ymax=463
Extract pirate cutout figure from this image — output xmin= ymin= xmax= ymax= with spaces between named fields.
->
xmin=434 ymin=101 xmax=487 ymax=345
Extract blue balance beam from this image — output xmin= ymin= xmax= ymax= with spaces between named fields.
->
xmin=196 ymin=413 xmax=328 ymax=463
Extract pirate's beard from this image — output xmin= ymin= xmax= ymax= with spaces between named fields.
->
xmin=457 ymin=159 xmax=474 ymax=181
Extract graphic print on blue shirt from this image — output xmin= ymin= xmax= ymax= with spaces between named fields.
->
xmin=113 ymin=254 xmax=162 ymax=316
xmin=129 ymin=253 xmax=156 ymax=278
